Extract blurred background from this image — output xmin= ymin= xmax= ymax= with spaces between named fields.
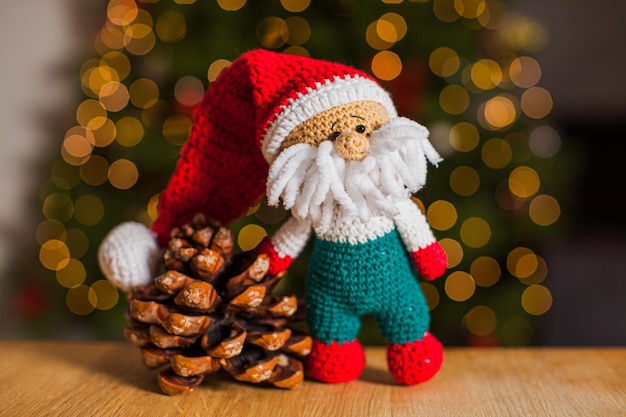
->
xmin=0 ymin=0 xmax=624 ymax=346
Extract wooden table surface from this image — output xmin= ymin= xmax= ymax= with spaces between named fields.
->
xmin=0 ymin=340 xmax=624 ymax=417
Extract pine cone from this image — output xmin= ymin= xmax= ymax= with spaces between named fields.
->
xmin=123 ymin=214 xmax=311 ymax=395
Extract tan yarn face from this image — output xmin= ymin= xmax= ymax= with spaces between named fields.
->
xmin=281 ymin=101 xmax=390 ymax=160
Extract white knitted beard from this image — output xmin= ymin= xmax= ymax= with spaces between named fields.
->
xmin=266 ymin=117 xmax=441 ymax=234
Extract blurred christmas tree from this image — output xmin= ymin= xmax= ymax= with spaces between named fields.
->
xmin=26 ymin=0 xmax=572 ymax=344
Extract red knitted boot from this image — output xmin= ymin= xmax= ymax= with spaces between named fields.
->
xmin=387 ymin=332 xmax=443 ymax=385
xmin=306 ymin=338 xmax=366 ymax=383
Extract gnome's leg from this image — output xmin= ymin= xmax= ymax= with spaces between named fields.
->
xmin=375 ymin=283 xmax=443 ymax=385
xmin=304 ymin=297 xmax=365 ymax=383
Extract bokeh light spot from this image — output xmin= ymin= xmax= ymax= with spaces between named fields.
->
xmin=80 ymin=155 xmax=109 ymax=186
xmin=470 ymin=256 xmax=501 ymax=287
xmin=115 ymin=117 xmax=144 ymax=147
xmin=163 ymin=115 xmax=193 ymax=146
xmin=74 ymin=194 xmax=105 ymax=226
xmin=43 ymin=193 xmax=74 ymax=222
xmin=156 ymin=10 xmax=187 ymax=43
xmin=208 ymin=59 xmax=232 ymax=82
xmin=449 ymin=121 xmax=479 ymax=152
xmin=509 ymin=166 xmax=540 ymax=198
xmin=108 ymin=159 xmax=139 ymax=190
xmin=521 ymin=284 xmax=552 ymax=315
xmin=238 ymin=224 xmax=268 ymax=251
xmin=529 ymin=126 xmax=561 ymax=158
xmin=439 ymin=238 xmax=463 ymax=269
xmin=460 ymin=217 xmax=491 ymax=248
xmin=481 ymin=138 xmax=512 ymax=169
xmin=257 ymin=16 xmax=289 ymax=49
xmin=445 ymin=271 xmax=475 ymax=302
xmin=509 ymin=56 xmax=541 ymax=88
xmin=371 ymin=51 xmax=402 ymax=81
xmin=91 ymin=280 xmax=120 ymax=310
xmin=429 ymin=47 xmax=460 ymax=78
xmin=129 ymin=78 xmax=159 ymax=109
xmin=174 ymin=76 xmax=205 ymax=107
xmin=482 ymin=95 xmax=518 ymax=129
xmin=529 ymin=194 xmax=560 ymax=226
xmin=66 ymin=285 xmax=96 ymax=316
xmin=427 ymin=200 xmax=458 ymax=231
xmin=420 ymin=282 xmax=440 ymax=311
xmin=450 ymin=165 xmax=480 ymax=196
xmin=285 ymin=16 xmax=311 ymax=45
xmin=217 ymin=0 xmax=247 ymax=11
xmin=471 ymin=59 xmax=502 ymax=90
xmin=40 ymin=239 xmax=70 ymax=271
xmin=439 ymin=85 xmax=470 ymax=115
xmin=280 ymin=0 xmax=310 ymax=12
xmin=463 ymin=305 xmax=497 ymax=336
xmin=56 ymin=259 xmax=86 ymax=289
xmin=521 ymin=87 xmax=553 ymax=119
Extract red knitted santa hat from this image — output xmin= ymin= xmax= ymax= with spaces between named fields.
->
xmin=151 ymin=49 xmax=397 ymax=245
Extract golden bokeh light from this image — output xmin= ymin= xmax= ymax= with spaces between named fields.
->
xmin=429 ymin=47 xmax=460 ymax=78
xmin=42 ymin=193 xmax=74 ymax=222
xmin=174 ymin=76 xmax=205 ymax=107
xmin=463 ymin=305 xmax=497 ymax=336
xmin=257 ymin=16 xmax=289 ymax=49
xmin=39 ymin=239 xmax=70 ymax=271
xmin=283 ymin=45 xmax=309 ymax=57
xmin=162 ymin=115 xmax=193 ymax=146
xmin=108 ymin=159 xmax=139 ymax=190
xmin=508 ymin=166 xmax=540 ymax=198
xmin=63 ymin=133 xmax=94 ymax=162
xmin=454 ymin=0 xmax=487 ymax=19
xmin=98 ymin=81 xmax=129 ymax=112
xmin=470 ymin=256 xmax=501 ymax=287
xmin=155 ymin=10 xmax=187 ymax=43
xmin=285 ymin=16 xmax=311 ymax=46
xmin=207 ymin=59 xmax=232 ymax=82
xmin=91 ymin=118 xmax=117 ymax=147
xmin=470 ymin=59 xmax=502 ymax=90
xmin=529 ymin=194 xmax=560 ymax=226
xmin=76 ymin=100 xmax=107 ymax=130
xmin=51 ymin=160 xmax=80 ymax=190
xmin=521 ymin=87 xmax=553 ymax=119
xmin=450 ymin=165 xmax=480 ymax=196
xmin=445 ymin=271 xmax=475 ymax=302
xmin=129 ymin=78 xmax=159 ymax=109
xmin=237 ymin=224 xmax=268 ymax=251
xmin=147 ymin=194 xmax=160 ymax=220
xmin=439 ymin=85 xmax=470 ymax=115
xmin=100 ymin=51 xmax=131 ymax=81
xmin=56 ymin=259 xmax=86 ymax=289
xmin=440 ymin=238 xmax=463 ymax=268
xmin=91 ymin=280 xmax=120 ymax=310
xmin=433 ymin=0 xmax=460 ymax=23
xmin=481 ymin=138 xmax=512 ymax=169
xmin=366 ymin=21 xmax=394 ymax=50
xmin=124 ymin=24 xmax=156 ymax=56
xmin=509 ymin=56 xmax=541 ymax=88
xmin=427 ymin=200 xmax=458 ymax=231
xmin=482 ymin=95 xmax=518 ymax=130
xmin=107 ymin=0 xmax=138 ymax=27
xmin=83 ymin=65 xmax=120 ymax=98
xmin=449 ymin=121 xmax=479 ymax=152
xmin=506 ymin=246 xmax=533 ymax=277
xmin=99 ymin=21 xmax=125 ymax=50
xmin=420 ymin=282 xmax=440 ymax=311
xmin=74 ymin=194 xmax=105 ymax=226
xmin=80 ymin=155 xmax=110 ymax=186
xmin=499 ymin=14 xmax=548 ymax=52
xmin=217 ymin=0 xmax=247 ymax=11
xmin=371 ymin=51 xmax=403 ymax=81
xmin=115 ymin=116 xmax=144 ymax=147
xmin=517 ymin=254 xmax=548 ymax=285
xmin=66 ymin=285 xmax=97 ymax=316
xmin=460 ymin=217 xmax=491 ymax=248
xmin=377 ymin=13 xmax=407 ymax=43
xmin=280 ymin=0 xmax=310 ymax=12
xmin=36 ymin=219 xmax=66 ymax=246
xmin=521 ymin=284 xmax=552 ymax=315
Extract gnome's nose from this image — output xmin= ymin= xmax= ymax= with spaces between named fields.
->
xmin=335 ymin=131 xmax=370 ymax=161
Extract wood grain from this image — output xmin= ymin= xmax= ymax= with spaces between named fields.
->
xmin=0 ymin=341 xmax=624 ymax=416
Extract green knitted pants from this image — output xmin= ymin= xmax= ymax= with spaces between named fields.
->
xmin=305 ymin=229 xmax=430 ymax=345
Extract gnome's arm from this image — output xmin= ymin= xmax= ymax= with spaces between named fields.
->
xmin=393 ymin=199 xmax=447 ymax=281
xmin=257 ymin=216 xmax=312 ymax=276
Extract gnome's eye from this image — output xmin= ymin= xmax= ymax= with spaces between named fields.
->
xmin=331 ymin=131 xmax=341 ymax=140
xmin=355 ymin=124 xmax=366 ymax=133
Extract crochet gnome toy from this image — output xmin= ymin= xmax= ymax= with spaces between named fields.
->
xmin=99 ymin=49 xmax=447 ymax=386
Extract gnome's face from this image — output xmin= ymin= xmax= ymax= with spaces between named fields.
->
xmin=267 ymin=100 xmax=439 ymax=233
xmin=280 ymin=101 xmax=390 ymax=161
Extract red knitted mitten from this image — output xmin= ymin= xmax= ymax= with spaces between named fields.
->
xmin=306 ymin=339 xmax=365 ymax=383
xmin=257 ymin=238 xmax=294 ymax=276
xmin=387 ymin=331 xmax=443 ymax=385
xmin=411 ymin=242 xmax=447 ymax=281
